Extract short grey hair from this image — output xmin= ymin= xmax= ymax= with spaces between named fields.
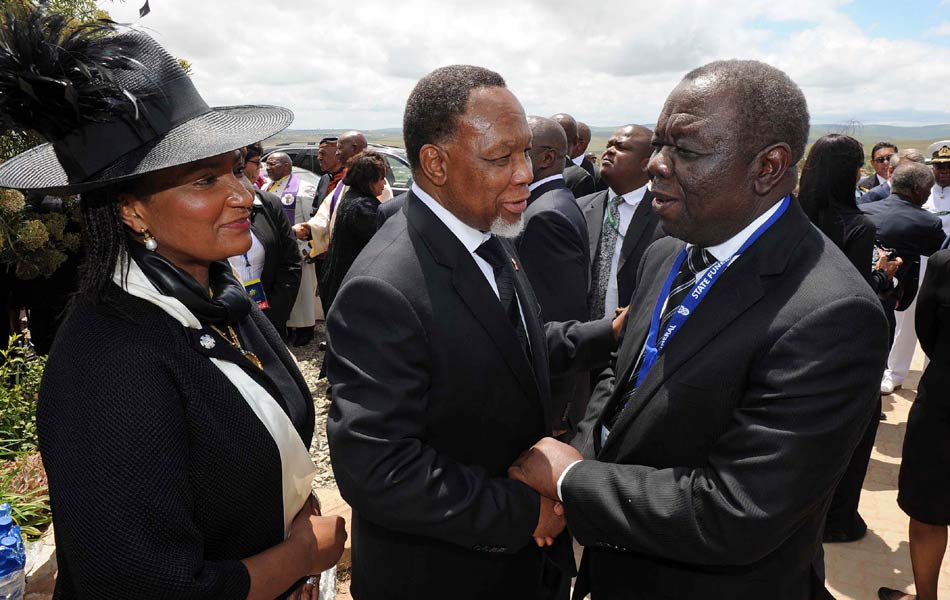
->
xmin=891 ymin=162 xmax=935 ymax=194
xmin=889 ymin=148 xmax=926 ymax=168
xmin=683 ymin=60 xmax=810 ymax=165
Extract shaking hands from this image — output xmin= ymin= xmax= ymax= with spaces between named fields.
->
xmin=508 ymin=437 xmax=583 ymax=547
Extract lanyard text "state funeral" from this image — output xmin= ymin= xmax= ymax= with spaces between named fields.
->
xmin=634 ymin=195 xmax=791 ymax=388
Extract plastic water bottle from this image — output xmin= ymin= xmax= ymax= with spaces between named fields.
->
xmin=0 ymin=503 xmax=25 ymax=600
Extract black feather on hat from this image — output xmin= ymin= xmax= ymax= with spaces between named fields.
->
xmin=0 ymin=5 xmax=292 ymax=195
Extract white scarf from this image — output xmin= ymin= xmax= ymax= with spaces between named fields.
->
xmin=113 ymin=259 xmax=316 ymax=537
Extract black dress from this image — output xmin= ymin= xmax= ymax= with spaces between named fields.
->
xmin=823 ymin=208 xmax=882 ymax=539
xmin=898 ymin=249 xmax=950 ymax=525
xmin=319 ymin=189 xmax=380 ymax=313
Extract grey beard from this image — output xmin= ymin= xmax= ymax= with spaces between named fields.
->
xmin=489 ymin=214 xmax=525 ymax=238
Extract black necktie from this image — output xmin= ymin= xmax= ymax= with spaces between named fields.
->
xmin=476 ymin=236 xmax=531 ymax=359
xmin=603 ymin=245 xmax=716 ymax=430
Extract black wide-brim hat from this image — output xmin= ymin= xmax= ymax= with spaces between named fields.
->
xmin=0 ymin=15 xmax=292 ymax=195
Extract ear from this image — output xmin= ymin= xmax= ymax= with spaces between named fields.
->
xmin=752 ymin=143 xmax=792 ymax=196
xmin=117 ymin=193 xmax=148 ymax=233
xmin=419 ymin=143 xmax=448 ymax=186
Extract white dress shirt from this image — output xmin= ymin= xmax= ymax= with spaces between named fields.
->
xmin=227 ymin=231 xmax=265 ymax=283
xmin=602 ymin=184 xmax=648 ymax=318
xmin=529 ymin=173 xmax=564 ymax=192
xmin=413 ymin=183 xmax=530 ymax=339
xmin=557 ymin=198 xmax=786 ymax=501
xmin=571 ymin=154 xmax=585 ymax=167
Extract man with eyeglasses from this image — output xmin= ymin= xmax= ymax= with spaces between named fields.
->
xmin=859 ymin=141 xmax=897 ymax=192
xmin=517 ymin=116 xmax=594 ymax=440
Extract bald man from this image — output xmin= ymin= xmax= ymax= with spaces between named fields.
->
xmin=304 ymin=130 xmax=393 ymax=259
xmin=551 ymin=113 xmax=595 ymax=198
xmin=518 ymin=116 xmax=594 ymax=438
xmin=573 ymin=121 xmax=598 ymax=182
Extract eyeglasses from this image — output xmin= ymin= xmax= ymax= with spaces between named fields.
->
xmin=873 ymin=155 xmax=894 ymax=164
xmin=246 ymin=159 xmax=261 ymax=166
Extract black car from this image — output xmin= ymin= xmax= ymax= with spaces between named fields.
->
xmin=264 ymin=142 xmax=413 ymax=195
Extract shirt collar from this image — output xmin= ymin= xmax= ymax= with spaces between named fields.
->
xmin=693 ymin=198 xmax=784 ymax=263
xmin=412 ymin=183 xmax=490 ymax=253
xmin=529 ymin=173 xmax=565 ymax=192
xmin=608 ymin=182 xmax=649 ymax=206
xmin=571 ymin=154 xmax=584 ymax=166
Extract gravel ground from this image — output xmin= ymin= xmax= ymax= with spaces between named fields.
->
xmin=287 ymin=322 xmax=338 ymax=490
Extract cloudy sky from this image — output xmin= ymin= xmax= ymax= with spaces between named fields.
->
xmin=100 ymin=0 xmax=950 ymax=129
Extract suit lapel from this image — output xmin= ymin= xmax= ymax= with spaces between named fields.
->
xmin=599 ymin=202 xmax=807 ymax=456
xmin=583 ymin=190 xmax=608 ymax=260
xmin=406 ymin=194 xmax=542 ymax=405
xmin=504 ymin=239 xmax=551 ymax=428
xmin=616 ymin=189 xmax=656 ymax=272
xmin=529 ymin=178 xmax=566 ymax=204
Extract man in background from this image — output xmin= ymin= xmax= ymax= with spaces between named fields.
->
xmin=518 ymin=115 xmax=591 ymax=439
xmin=552 ymin=112 xmax=595 ymax=198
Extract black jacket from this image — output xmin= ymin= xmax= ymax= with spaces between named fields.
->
xmin=861 ymin=193 xmax=946 ymax=309
xmin=39 ymin=287 xmax=314 ymax=599
xmin=326 ymin=192 xmax=615 ymax=599
xmin=565 ymin=200 xmax=888 ymax=599
xmin=517 ymin=177 xmax=594 ymax=433
xmin=319 ymin=189 xmax=380 ymax=313
xmin=251 ymin=190 xmax=302 ymax=339
xmin=564 ymin=159 xmax=595 ymax=198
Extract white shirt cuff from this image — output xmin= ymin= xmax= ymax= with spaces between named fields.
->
xmin=556 ymin=460 xmax=583 ymax=502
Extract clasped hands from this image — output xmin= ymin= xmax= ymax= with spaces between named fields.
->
xmin=507 ymin=437 xmax=583 ymax=548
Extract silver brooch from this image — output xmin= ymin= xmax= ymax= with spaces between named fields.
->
xmin=199 ymin=334 xmax=216 ymax=349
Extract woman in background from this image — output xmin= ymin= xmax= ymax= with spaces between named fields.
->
xmin=798 ymin=133 xmax=899 ymax=544
xmin=319 ymin=150 xmax=388 ymax=313
xmin=880 ymin=248 xmax=950 ymax=600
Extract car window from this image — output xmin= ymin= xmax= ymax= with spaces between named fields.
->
xmin=384 ymin=154 xmax=413 ymax=189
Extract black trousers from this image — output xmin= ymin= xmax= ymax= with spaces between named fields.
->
xmin=824 ymin=394 xmax=882 ymax=535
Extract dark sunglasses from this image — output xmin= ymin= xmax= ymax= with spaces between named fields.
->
xmin=873 ymin=155 xmax=894 ymax=164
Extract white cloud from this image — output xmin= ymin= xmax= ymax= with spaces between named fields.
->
xmin=99 ymin=0 xmax=950 ymax=130
xmin=927 ymin=21 xmax=950 ymax=36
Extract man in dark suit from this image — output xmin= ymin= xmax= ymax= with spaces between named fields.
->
xmin=573 ymin=124 xmax=665 ymax=456
xmin=862 ymin=162 xmax=945 ymax=344
xmin=859 ymin=148 xmax=926 ymax=205
xmin=578 ymin=125 xmax=664 ymax=322
xmin=507 ymin=59 xmax=889 ymax=600
xmin=518 ymin=115 xmax=592 ymax=438
xmin=375 ymin=190 xmax=406 ymax=229
xmin=859 ymin=141 xmax=897 ymax=192
xmin=573 ymin=121 xmax=598 ymax=181
xmin=325 ymin=65 xmax=620 ymax=600
xmin=552 ymin=112 xmax=596 ymax=198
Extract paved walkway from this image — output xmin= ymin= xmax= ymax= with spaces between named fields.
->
xmin=319 ymin=345 xmax=947 ymax=600
xmin=824 ymin=344 xmax=949 ymax=599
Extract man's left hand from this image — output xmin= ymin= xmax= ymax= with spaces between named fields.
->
xmin=508 ymin=437 xmax=583 ymax=501
xmin=612 ymin=306 xmax=629 ymax=341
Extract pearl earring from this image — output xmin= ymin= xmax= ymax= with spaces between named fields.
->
xmin=142 ymin=228 xmax=158 ymax=251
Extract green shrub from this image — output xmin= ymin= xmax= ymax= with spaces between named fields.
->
xmin=0 ymin=336 xmax=50 ymax=540
xmin=0 ymin=335 xmax=45 ymax=451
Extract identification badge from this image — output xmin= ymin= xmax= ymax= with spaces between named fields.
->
xmin=244 ymin=278 xmax=269 ymax=309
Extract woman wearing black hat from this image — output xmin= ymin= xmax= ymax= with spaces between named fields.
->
xmin=0 ymin=9 xmax=344 ymax=599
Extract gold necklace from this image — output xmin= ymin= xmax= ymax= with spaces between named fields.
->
xmin=208 ymin=323 xmax=263 ymax=370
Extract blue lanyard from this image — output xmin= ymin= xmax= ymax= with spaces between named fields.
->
xmin=634 ymin=195 xmax=790 ymax=388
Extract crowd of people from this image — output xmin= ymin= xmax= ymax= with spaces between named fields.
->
xmin=1 ymin=5 xmax=950 ymax=599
